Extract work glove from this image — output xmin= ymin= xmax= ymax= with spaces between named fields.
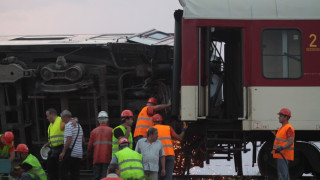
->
xmin=181 ymin=122 xmax=188 ymax=132
xmin=183 ymin=122 xmax=188 ymax=129
xmin=275 ymin=146 xmax=284 ymax=153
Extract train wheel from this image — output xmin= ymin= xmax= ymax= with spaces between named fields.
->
xmin=288 ymin=147 xmax=305 ymax=179
xmin=258 ymin=141 xmax=277 ymax=179
xmin=258 ymin=141 xmax=306 ymax=179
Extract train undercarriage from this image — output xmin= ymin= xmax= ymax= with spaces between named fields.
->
xmin=175 ymin=122 xmax=320 ymax=178
xmin=0 ymin=32 xmax=174 ymax=164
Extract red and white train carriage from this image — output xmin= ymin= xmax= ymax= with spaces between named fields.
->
xmin=173 ymin=0 xmax=320 ymax=178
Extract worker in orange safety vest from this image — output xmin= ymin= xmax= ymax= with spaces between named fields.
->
xmin=273 ymin=108 xmax=295 ymax=180
xmin=133 ymin=97 xmax=170 ymax=144
xmin=87 ymin=111 xmax=113 ymax=180
xmin=153 ymin=113 xmax=187 ymax=180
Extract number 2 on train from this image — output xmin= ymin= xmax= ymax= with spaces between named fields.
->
xmin=309 ymin=34 xmax=317 ymax=48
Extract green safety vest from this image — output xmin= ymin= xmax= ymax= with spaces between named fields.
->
xmin=48 ymin=117 xmax=64 ymax=147
xmin=23 ymin=154 xmax=47 ymax=180
xmin=0 ymin=134 xmax=13 ymax=158
xmin=116 ymin=147 xmax=144 ymax=180
xmin=112 ymin=125 xmax=133 ymax=157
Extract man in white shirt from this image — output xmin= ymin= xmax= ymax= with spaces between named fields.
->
xmin=59 ymin=110 xmax=84 ymax=180
xmin=135 ymin=127 xmax=165 ymax=180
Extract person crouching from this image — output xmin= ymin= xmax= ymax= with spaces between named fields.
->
xmin=14 ymin=144 xmax=47 ymax=180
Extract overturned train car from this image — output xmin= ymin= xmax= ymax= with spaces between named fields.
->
xmin=0 ymin=30 xmax=174 ymax=161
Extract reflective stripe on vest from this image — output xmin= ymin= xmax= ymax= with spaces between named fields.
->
xmin=0 ymin=134 xmax=13 ymax=158
xmin=163 ymin=145 xmax=174 ymax=148
xmin=119 ymin=159 xmax=143 ymax=166
xmin=154 ymin=124 xmax=175 ymax=156
xmin=116 ymin=148 xmax=144 ymax=179
xmin=112 ymin=125 xmax=133 ymax=157
xmin=135 ymin=125 xmax=153 ymax=129
xmin=23 ymin=154 xmax=47 ymax=180
xmin=138 ymin=117 xmax=153 ymax=121
xmin=134 ymin=106 xmax=154 ymax=137
xmin=121 ymin=166 xmax=144 ymax=172
xmin=273 ymin=123 xmax=295 ymax=161
xmin=273 ymin=144 xmax=294 ymax=150
xmin=275 ymin=137 xmax=288 ymax=142
xmin=93 ymin=141 xmax=113 ymax=146
xmin=48 ymin=117 xmax=64 ymax=147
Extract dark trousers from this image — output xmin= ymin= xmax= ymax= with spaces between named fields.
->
xmin=277 ymin=158 xmax=290 ymax=180
xmin=47 ymin=156 xmax=60 ymax=180
xmin=60 ymin=157 xmax=81 ymax=180
xmin=21 ymin=172 xmax=34 ymax=180
xmin=92 ymin=163 xmax=109 ymax=180
xmin=47 ymin=146 xmax=63 ymax=180
xmin=158 ymin=155 xmax=175 ymax=180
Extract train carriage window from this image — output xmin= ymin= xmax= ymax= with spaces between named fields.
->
xmin=147 ymin=32 xmax=170 ymax=40
xmin=262 ymin=29 xmax=302 ymax=78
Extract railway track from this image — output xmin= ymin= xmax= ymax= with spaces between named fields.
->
xmin=79 ymin=171 xmax=317 ymax=180
xmin=172 ymin=175 xmax=317 ymax=180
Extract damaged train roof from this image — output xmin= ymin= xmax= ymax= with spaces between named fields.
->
xmin=0 ymin=29 xmax=174 ymax=46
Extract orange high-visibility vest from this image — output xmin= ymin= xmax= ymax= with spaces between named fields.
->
xmin=134 ymin=106 xmax=154 ymax=137
xmin=273 ymin=123 xmax=295 ymax=161
xmin=154 ymin=124 xmax=175 ymax=156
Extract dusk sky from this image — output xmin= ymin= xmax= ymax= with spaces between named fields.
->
xmin=0 ymin=0 xmax=181 ymax=36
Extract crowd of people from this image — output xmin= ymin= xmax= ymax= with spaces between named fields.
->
xmin=0 ymin=97 xmax=185 ymax=180
xmin=0 ymin=97 xmax=294 ymax=180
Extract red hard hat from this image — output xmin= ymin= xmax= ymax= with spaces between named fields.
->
xmin=152 ymin=114 xmax=163 ymax=122
xmin=147 ymin=97 xmax=158 ymax=105
xmin=15 ymin=144 xmax=29 ymax=153
xmin=278 ymin=108 xmax=291 ymax=117
xmin=121 ymin=110 xmax=134 ymax=118
xmin=119 ymin=138 xmax=129 ymax=145
xmin=3 ymin=131 xmax=14 ymax=146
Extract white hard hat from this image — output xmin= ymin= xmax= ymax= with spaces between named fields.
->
xmin=98 ymin=111 xmax=108 ymax=118
xmin=40 ymin=146 xmax=51 ymax=160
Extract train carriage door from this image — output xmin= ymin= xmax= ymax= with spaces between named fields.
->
xmin=201 ymin=27 xmax=244 ymax=120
